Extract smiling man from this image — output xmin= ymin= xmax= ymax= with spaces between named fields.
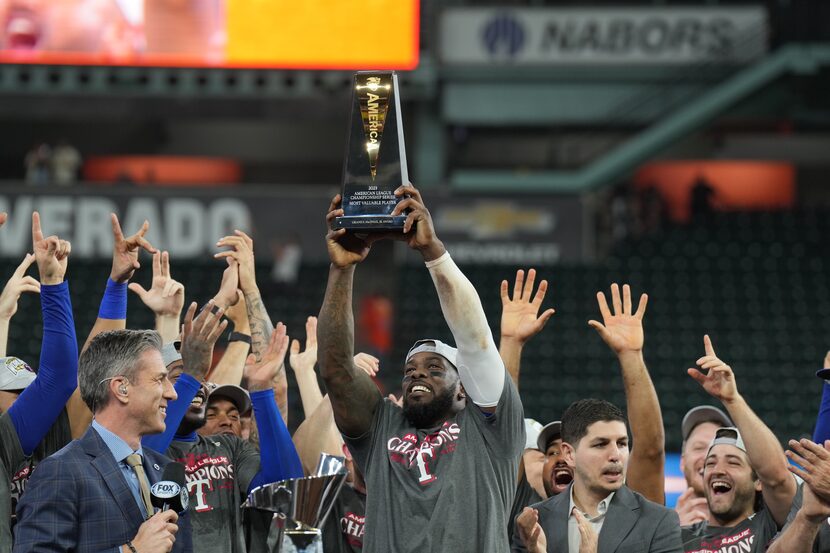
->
xmin=515 ymin=399 xmax=682 ymax=553
xmin=680 ymin=336 xmax=797 ymax=553
xmin=318 ymin=185 xmax=525 ymax=553
xmin=13 ymin=329 xmax=191 ymax=553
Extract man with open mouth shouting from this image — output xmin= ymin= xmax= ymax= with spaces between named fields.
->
xmin=318 ymin=184 xmax=525 ymax=553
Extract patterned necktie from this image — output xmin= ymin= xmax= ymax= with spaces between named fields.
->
xmin=125 ymin=453 xmax=154 ymax=518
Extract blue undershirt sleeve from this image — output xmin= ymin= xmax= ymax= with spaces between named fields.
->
xmin=142 ymin=373 xmax=201 ymax=454
xmin=8 ymin=281 xmax=79 ymax=455
xmin=813 ymin=381 xmax=830 ymax=444
xmin=247 ymin=389 xmax=303 ymax=492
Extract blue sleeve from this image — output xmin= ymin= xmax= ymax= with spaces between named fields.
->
xmin=247 ymin=389 xmax=304 ymax=492
xmin=8 ymin=281 xmax=78 ymax=455
xmin=813 ymin=381 xmax=830 ymax=444
xmin=142 ymin=373 xmax=201 ymax=454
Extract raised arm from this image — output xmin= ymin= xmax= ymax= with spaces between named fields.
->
xmin=589 ymin=283 xmax=665 ymax=504
xmin=142 ymin=301 xmax=227 ymax=453
xmin=128 ymin=250 xmax=184 ymax=343
xmin=245 ymin=327 xmax=304 ymax=488
xmin=207 ymin=290 xmax=251 ymax=385
xmin=68 ymin=214 xmax=156 ymax=438
xmin=215 ymin=230 xmax=290 ymax=423
xmin=317 ymin=194 xmax=381 ymax=438
xmin=7 ymin=213 xmax=78 ymax=455
xmin=499 ymin=269 xmax=555 ymax=388
xmin=0 ymin=253 xmax=40 ymax=357
xmin=688 ymin=335 xmax=797 ymax=525
xmin=290 ymin=316 xmax=324 ymax=417
xmin=391 ymin=183 xmax=504 ymax=409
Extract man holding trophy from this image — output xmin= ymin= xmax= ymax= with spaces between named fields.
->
xmin=317 ymin=71 xmax=525 ymax=553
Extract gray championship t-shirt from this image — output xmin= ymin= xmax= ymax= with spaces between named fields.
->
xmin=344 ymin=371 xmax=525 ymax=553
xmin=3 ymin=410 xmax=71 ymax=553
xmin=0 ymin=413 xmax=24 ymax=553
xmin=682 ymin=505 xmax=779 ymax=553
xmin=168 ymin=434 xmax=260 ymax=553
xmin=322 ymin=484 xmax=366 ymax=553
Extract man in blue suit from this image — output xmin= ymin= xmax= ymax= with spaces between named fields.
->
xmin=13 ymin=329 xmax=192 ymax=553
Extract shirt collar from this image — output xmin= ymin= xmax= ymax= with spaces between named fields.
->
xmin=92 ymin=420 xmax=143 ymax=463
xmin=568 ymin=484 xmax=615 ymax=521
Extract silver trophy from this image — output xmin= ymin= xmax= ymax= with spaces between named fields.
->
xmin=244 ymin=454 xmax=348 ymax=553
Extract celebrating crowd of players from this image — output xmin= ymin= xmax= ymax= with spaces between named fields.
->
xmin=1 ymin=185 xmax=829 ymax=552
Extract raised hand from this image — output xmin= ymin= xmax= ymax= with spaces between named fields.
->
xmin=687 ymin=335 xmax=738 ymax=403
xmin=674 ymin=487 xmax=710 ymax=526
xmin=128 ymin=251 xmax=184 ymax=317
xmin=289 ymin=316 xmax=318 ymax=375
xmin=389 ymin=183 xmax=445 ymax=261
xmin=0 ymin=254 xmax=40 ymax=319
xmin=574 ymin=509 xmax=599 ymax=553
xmin=214 ymin=230 xmax=256 ymax=294
xmin=354 ymin=352 xmax=379 ymax=377
xmin=516 ymin=507 xmax=547 ymax=553
xmin=588 ymin=283 xmax=647 ymax=355
xmin=32 ymin=212 xmax=70 ymax=285
xmin=110 ymin=213 xmax=156 ymax=283
xmin=246 ymin=322 xmax=290 ymax=391
xmin=324 ymin=194 xmax=372 ymax=269
xmin=180 ymin=301 xmax=228 ymax=380
xmin=500 ymin=268 xmax=555 ymax=345
xmin=824 ymin=350 xmax=830 ymax=371
xmin=786 ymin=439 xmax=830 ymax=503
xmin=213 ymin=258 xmax=240 ymax=309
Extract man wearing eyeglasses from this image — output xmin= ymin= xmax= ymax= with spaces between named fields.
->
xmin=680 ymin=336 xmax=798 ymax=553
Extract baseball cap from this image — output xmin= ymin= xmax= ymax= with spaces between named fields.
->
xmin=406 ymin=339 xmax=458 ymax=369
xmin=536 ymin=421 xmax=563 ymax=452
xmin=708 ymin=426 xmax=747 ymax=456
xmin=681 ymin=405 xmax=733 ymax=442
xmin=524 ymin=418 xmax=543 ymax=450
xmin=207 ymin=383 xmax=252 ymax=415
xmin=161 ymin=340 xmax=182 ymax=368
xmin=816 ymin=366 xmax=830 ymax=381
xmin=0 ymin=357 xmax=35 ymax=392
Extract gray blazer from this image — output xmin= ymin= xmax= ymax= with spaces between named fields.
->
xmin=512 ymin=485 xmax=683 ymax=553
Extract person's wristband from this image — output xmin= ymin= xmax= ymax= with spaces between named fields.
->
xmin=125 ymin=541 xmax=138 ymax=553
xmin=98 ymin=278 xmax=127 ymax=320
xmin=228 ymin=331 xmax=252 ymax=345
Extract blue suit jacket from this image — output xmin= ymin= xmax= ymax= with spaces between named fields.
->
xmin=12 ymin=426 xmax=192 ymax=553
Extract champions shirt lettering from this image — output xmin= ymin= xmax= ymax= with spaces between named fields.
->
xmin=168 ymin=434 xmax=260 ymax=553
xmin=682 ymin=508 xmax=778 ymax=553
xmin=344 ymin=371 xmax=525 ymax=553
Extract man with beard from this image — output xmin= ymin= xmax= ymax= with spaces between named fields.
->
xmin=317 ymin=185 xmax=525 ymax=553
xmin=198 ymin=384 xmax=250 ymax=438
xmin=674 ymin=405 xmax=732 ymax=525
xmin=680 ymin=336 xmax=798 ymax=552
xmin=142 ymin=304 xmax=303 ymax=553
xmin=515 ymin=399 xmax=682 ymax=553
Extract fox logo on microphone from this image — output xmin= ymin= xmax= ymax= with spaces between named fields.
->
xmin=151 ymin=479 xmax=189 ymax=513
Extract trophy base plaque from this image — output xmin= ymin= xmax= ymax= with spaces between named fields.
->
xmin=332 ymin=214 xmax=406 ymax=231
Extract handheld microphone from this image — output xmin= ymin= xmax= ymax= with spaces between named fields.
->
xmin=150 ymin=462 xmax=189 ymax=514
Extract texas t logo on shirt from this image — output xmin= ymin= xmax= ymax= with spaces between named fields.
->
xmin=385 ymin=422 xmax=461 ymax=485
xmin=177 ymin=452 xmax=236 ymax=512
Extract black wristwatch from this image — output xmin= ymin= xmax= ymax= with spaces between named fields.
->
xmin=228 ymin=331 xmax=252 ymax=345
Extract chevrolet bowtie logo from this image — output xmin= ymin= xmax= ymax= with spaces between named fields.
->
xmin=436 ymin=203 xmax=554 ymax=239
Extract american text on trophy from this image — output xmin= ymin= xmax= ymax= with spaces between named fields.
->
xmin=334 ymin=70 xmax=409 ymax=231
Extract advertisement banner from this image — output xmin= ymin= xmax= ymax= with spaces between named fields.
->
xmin=440 ymin=7 xmax=766 ymax=65
xmin=0 ymin=186 xmax=583 ymax=265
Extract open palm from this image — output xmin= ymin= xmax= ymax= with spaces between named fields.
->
xmin=589 ymin=283 xmax=647 ymax=354
xmin=500 ymin=268 xmax=555 ymax=344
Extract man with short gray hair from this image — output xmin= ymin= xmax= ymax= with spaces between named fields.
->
xmin=14 ymin=329 xmax=192 ymax=553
